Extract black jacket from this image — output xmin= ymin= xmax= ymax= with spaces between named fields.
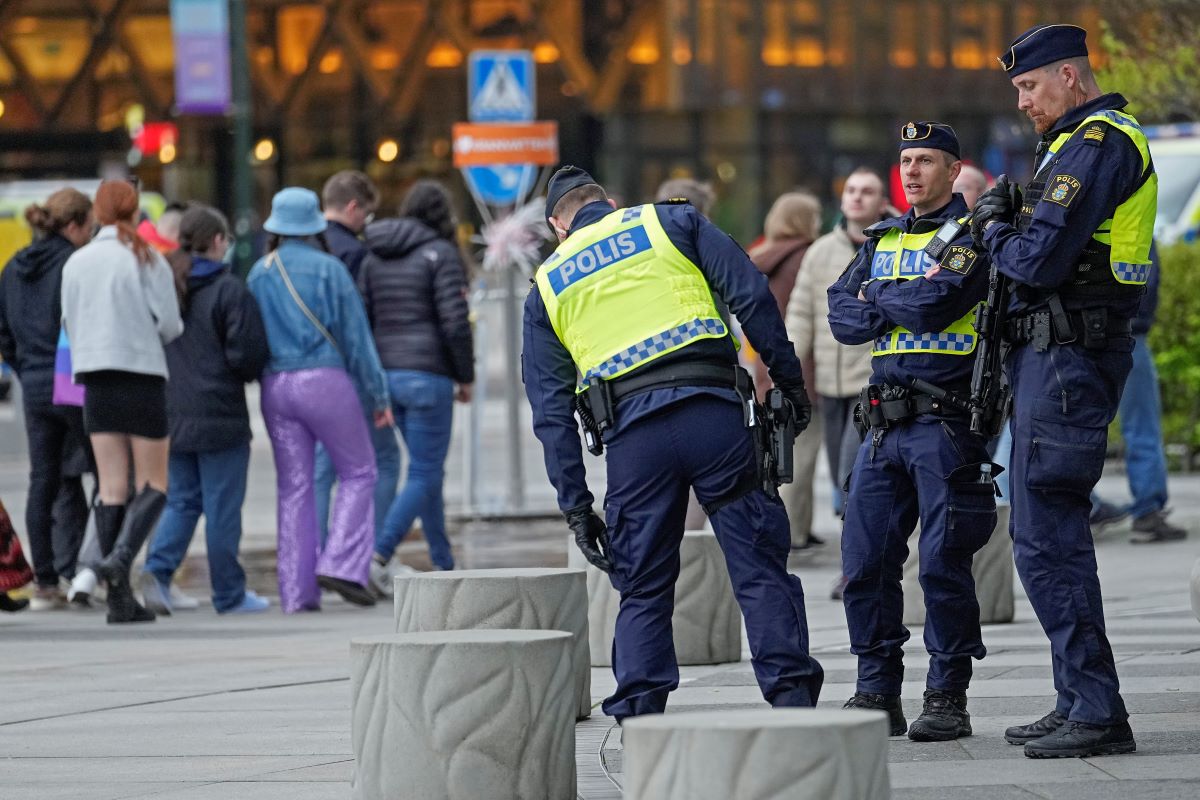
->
xmin=165 ymin=261 xmax=270 ymax=452
xmin=0 ymin=234 xmax=76 ymax=402
xmin=357 ymin=218 xmax=474 ymax=384
xmin=325 ymin=220 xmax=368 ymax=281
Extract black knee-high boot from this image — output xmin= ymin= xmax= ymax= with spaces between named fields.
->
xmin=98 ymin=486 xmax=165 ymax=624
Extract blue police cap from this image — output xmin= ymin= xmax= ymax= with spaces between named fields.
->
xmin=899 ymin=121 xmax=960 ymax=159
xmin=999 ymin=24 xmax=1089 ymax=77
xmin=546 ymin=165 xmax=600 ymax=223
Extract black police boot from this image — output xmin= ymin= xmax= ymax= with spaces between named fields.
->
xmin=98 ymin=487 xmax=165 ymax=624
xmin=1004 ymin=709 xmax=1066 ymax=744
xmin=907 ymin=689 xmax=971 ymax=741
xmin=843 ymin=692 xmax=907 ymax=736
xmin=1024 ymin=720 xmax=1136 ymax=759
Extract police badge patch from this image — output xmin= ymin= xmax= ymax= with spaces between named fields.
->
xmin=905 ymin=122 xmax=917 ymax=139
xmin=1046 ymin=174 xmax=1082 ymax=207
xmin=939 ymin=245 xmax=977 ymax=274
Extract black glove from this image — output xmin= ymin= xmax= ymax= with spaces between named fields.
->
xmin=971 ymin=173 xmax=1016 ymax=246
xmin=774 ymin=377 xmax=813 ymax=435
xmin=565 ymin=506 xmax=613 ymax=573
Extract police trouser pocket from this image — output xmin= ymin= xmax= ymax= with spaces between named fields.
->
xmin=944 ymin=462 xmax=999 ymax=555
xmin=747 ymin=491 xmax=790 ymax=558
xmin=604 ymin=502 xmax=626 ymax=592
xmin=1026 ymin=397 xmax=1108 ymax=496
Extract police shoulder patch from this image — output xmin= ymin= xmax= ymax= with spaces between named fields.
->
xmin=1045 ymin=174 xmax=1082 ymax=207
xmin=939 ymin=245 xmax=978 ymax=274
xmin=658 ymin=197 xmax=692 ymax=205
xmin=1082 ymin=123 xmax=1106 ymax=145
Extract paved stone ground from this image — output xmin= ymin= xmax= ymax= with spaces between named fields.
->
xmin=2 ymin=386 xmax=1199 ymax=798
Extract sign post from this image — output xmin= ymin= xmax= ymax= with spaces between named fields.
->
xmin=459 ymin=50 xmax=559 ymax=514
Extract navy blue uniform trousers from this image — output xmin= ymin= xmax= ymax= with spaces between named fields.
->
xmin=1008 ymin=341 xmax=1132 ymax=725
xmin=842 ymin=417 xmax=994 ymax=696
xmin=599 ymin=394 xmax=824 ymax=720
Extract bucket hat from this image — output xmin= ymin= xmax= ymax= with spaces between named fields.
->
xmin=264 ymin=187 xmax=327 ymax=236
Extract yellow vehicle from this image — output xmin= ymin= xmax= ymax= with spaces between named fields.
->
xmin=0 ymin=180 xmax=165 ymax=398
xmin=0 ymin=179 xmax=166 ymax=269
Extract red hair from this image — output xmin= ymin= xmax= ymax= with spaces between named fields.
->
xmin=94 ymin=180 xmax=152 ymax=264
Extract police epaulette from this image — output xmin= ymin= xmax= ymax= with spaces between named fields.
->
xmin=657 ymin=197 xmax=693 ymax=205
xmin=863 ymin=220 xmax=890 ymax=239
xmin=1082 ymin=123 xmax=1106 ymax=145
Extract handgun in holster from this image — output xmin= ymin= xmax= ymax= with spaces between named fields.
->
xmin=575 ymin=381 xmax=615 ymax=457
xmin=765 ymin=388 xmax=796 ymax=488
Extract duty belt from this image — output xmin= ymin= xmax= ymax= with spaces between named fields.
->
xmin=1004 ymin=307 xmax=1132 ymax=352
xmin=859 ymin=382 xmax=965 ymax=430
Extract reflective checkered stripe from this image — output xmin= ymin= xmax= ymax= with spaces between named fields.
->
xmin=875 ymin=331 xmax=977 ymax=353
xmin=871 ymin=223 xmax=980 ymax=357
xmin=1114 ymin=262 xmax=1151 ymax=283
xmin=581 ymin=317 xmax=728 ymax=387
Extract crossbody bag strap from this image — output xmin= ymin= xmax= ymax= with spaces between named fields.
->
xmin=267 ymin=250 xmax=343 ymax=358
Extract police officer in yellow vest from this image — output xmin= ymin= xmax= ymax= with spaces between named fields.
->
xmin=523 ymin=166 xmax=824 ymax=721
xmin=970 ymin=24 xmax=1153 ymax=758
xmin=827 ymin=122 xmax=997 ymax=742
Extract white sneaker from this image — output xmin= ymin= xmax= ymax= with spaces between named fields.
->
xmin=68 ymin=568 xmax=98 ymax=606
xmin=369 ymin=558 xmax=418 ymax=598
xmin=168 ymin=584 xmax=200 ymax=610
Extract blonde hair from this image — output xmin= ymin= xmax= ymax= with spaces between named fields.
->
xmin=763 ymin=192 xmax=821 ymax=242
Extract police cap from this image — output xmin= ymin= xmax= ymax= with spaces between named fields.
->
xmin=899 ymin=121 xmax=960 ymax=159
xmin=999 ymin=24 xmax=1089 ymax=77
xmin=546 ymin=165 xmax=600 ymax=223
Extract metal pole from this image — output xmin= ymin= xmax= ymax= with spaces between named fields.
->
xmin=229 ymin=0 xmax=254 ymax=274
xmin=502 ymin=263 xmax=524 ymax=511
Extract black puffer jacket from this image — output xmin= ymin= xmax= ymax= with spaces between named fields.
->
xmin=357 ymin=218 xmax=474 ymax=384
xmin=164 ymin=260 xmax=270 ymax=452
xmin=0 ymin=234 xmax=75 ymax=402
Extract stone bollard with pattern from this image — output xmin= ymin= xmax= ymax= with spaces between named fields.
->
xmin=393 ymin=567 xmax=591 ymax=719
xmin=350 ymin=630 xmax=576 ymax=800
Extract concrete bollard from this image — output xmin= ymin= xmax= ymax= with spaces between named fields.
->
xmin=623 ymin=709 xmax=890 ymax=800
xmin=903 ymin=503 xmax=1015 ymax=625
xmin=350 ymin=630 xmax=576 ymax=800
xmin=1191 ymin=556 xmax=1200 ymax=624
xmin=393 ymin=568 xmax=591 ymax=720
xmin=569 ymin=529 xmax=742 ymax=667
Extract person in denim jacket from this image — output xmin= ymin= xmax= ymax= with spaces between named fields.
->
xmin=247 ymin=188 xmax=391 ymax=613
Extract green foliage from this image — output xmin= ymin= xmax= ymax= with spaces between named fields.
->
xmin=1148 ymin=242 xmax=1200 ymax=449
xmin=1096 ymin=16 xmax=1200 ymax=122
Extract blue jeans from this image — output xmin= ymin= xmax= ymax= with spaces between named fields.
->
xmin=314 ymin=420 xmax=400 ymax=544
xmin=144 ymin=444 xmax=251 ymax=612
xmin=376 ymin=370 xmax=455 ymax=570
xmin=1100 ymin=335 xmax=1168 ymax=519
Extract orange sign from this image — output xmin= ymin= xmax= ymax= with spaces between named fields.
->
xmin=452 ymin=121 xmax=559 ymax=167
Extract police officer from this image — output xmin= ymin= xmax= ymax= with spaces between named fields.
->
xmin=522 ymin=166 xmax=824 ymax=721
xmin=972 ymin=24 xmax=1152 ymax=758
xmin=828 ymin=123 xmax=996 ymax=742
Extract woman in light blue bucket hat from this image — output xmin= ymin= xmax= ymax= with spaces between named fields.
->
xmin=247 ymin=187 xmax=392 ymax=612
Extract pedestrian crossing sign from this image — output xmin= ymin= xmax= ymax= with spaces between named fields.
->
xmin=469 ymin=51 xmax=535 ymax=123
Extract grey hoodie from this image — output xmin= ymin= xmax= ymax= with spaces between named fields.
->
xmin=60 ymin=226 xmax=183 ymax=379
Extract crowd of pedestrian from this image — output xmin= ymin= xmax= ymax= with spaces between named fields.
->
xmin=0 ymin=170 xmax=474 ymax=622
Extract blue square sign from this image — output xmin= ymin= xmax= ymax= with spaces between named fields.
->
xmin=469 ymin=50 xmax=535 ymax=123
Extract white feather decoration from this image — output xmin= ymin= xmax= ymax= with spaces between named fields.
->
xmin=475 ymin=199 xmax=555 ymax=276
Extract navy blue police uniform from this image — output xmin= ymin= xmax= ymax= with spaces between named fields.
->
xmin=827 ymin=122 xmax=996 ymax=739
xmin=974 ymin=25 xmax=1151 ymax=754
xmin=523 ymin=170 xmax=824 ymax=721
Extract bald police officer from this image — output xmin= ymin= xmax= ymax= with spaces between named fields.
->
xmin=522 ymin=166 xmax=824 ymax=721
xmin=828 ymin=122 xmax=996 ymax=742
xmin=973 ymin=24 xmax=1153 ymax=758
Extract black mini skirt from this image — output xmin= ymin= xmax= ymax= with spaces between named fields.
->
xmin=79 ymin=370 xmax=168 ymax=439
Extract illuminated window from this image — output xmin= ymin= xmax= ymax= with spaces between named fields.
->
xmin=672 ymin=35 xmax=693 ymax=66
xmin=369 ymin=47 xmax=401 ymax=71
xmin=923 ymin=0 xmax=946 ymax=68
xmin=792 ymin=37 xmax=825 ymax=68
xmin=278 ymin=5 xmax=325 ymax=76
xmin=627 ymin=23 xmax=661 ymax=65
xmin=953 ymin=40 xmax=986 ymax=70
xmin=124 ymin=18 xmax=175 ymax=74
xmin=890 ymin=0 xmax=918 ymax=68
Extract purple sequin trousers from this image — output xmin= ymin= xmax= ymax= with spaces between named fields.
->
xmin=261 ymin=368 xmax=376 ymax=613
